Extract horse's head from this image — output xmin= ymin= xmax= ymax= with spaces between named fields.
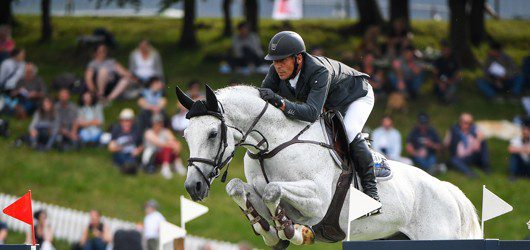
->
xmin=176 ymin=85 xmax=237 ymax=201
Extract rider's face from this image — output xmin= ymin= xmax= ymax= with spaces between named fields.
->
xmin=273 ymin=55 xmax=301 ymax=80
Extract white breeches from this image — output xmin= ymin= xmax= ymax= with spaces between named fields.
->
xmin=343 ymin=86 xmax=375 ymax=143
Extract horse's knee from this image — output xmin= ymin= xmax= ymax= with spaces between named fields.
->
xmin=226 ymin=178 xmax=246 ymax=197
xmin=263 ymin=183 xmax=282 ymax=205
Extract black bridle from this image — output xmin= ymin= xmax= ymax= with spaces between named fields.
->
xmin=187 ymin=102 xmax=270 ymax=189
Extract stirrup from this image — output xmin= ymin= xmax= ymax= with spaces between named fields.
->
xmin=364 ymin=207 xmax=382 ymax=217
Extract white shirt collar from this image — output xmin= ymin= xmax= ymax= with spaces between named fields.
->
xmin=288 ymin=70 xmax=301 ymax=89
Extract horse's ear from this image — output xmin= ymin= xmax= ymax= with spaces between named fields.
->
xmin=205 ymin=84 xmax=219 ymax=112
xmin=175 ymin=86 xmax=194 ymax=110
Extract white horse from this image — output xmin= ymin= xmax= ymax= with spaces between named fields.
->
xmin=177 ymin=85 xmax=481 ymax=248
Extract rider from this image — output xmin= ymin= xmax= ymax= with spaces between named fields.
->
xmin=259 ymin=31 xmax=380 ymax=207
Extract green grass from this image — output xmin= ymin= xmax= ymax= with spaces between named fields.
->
xmin=1 ymin=16 xmax=529 ymax=249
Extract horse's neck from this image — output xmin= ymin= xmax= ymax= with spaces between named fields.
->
xmin=220 ymin=91 xmax=307 ymax=151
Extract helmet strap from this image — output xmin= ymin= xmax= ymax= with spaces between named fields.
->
xmin=288 ymin=54 xmax=300 ymax=80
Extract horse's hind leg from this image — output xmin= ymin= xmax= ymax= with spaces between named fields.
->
xmin=262 ymin=181 xmax=320 ymax=245
xmin=226 ymin=178 xmax=285 ymax=248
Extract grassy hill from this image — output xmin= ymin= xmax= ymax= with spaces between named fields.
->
xmin=1 ymin=16 xmax=529 ymax=249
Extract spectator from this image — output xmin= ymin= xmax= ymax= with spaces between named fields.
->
xmin=230 ymin=21 xmax=265 ymax=73
xmin=387 ymin=18 xmax=412 ymax=58
xmin=55 ymin=88 xmax=79 ymax=150
xmin=171 ymin=80 xmax=203 ymax=134
xmin=143 ymin=199 xmax=166 ymax=250
xmin=77 ymin=91 xmax=104 ymax=146
xmin=0 ymin=25 xmax=15 ymax=63
xmin=360 ymin=52 xmax=387 ymax=99
xmin=0 ymin=48 xmax=25 ymax=92
xmin=476 ymin=42 xmax=524 ymax=101
xmin=433 ymin=40 xmax=460 ymax=103
xmin=445 ymin=113 xmax=491 ymax=178
xmin=29 ymin=97 xmax=59 ymax=151
xmin=389 ymin=46 xmax=424 ymax=99
xmin=80 ymin=210 xmax=111 ymax=250
xmin=0 ymin=220 xmax=7 ymax=244
xmin=406 ymin=113 xmax=442 ymax=173
xmin=129 ymin=39 xmax=164 ymax=87
xmin=84 ymin=44 xmax=134 ymax=102
xmin=508 ymin=118 xmax=530 ymax=180
xmin=109 ymin=108 xmax=143 ymax=171
xmin=142 ymin=114 xmax=185 ymax=178
xmin=138 ymin=77 xmax=167 ymax=133
xmin=523 ymin=55 xmax=530 ymax=88
xmin=310 ymin=46 xmax=325 ymax=57
xmin=27 ymin=210 xmax=54 ymax=250
xmin=371 ymin=115 xmax=412 ymax=164
xmin=11 ymin=63 xmax=46 ymax=118
xmin=357 ymin=25 xmax=384 ymax=58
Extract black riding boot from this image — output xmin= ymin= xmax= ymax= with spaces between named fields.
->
xmin=350 ymin=133 xmax=380 ymax=202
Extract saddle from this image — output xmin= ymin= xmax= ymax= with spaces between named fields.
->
xmin=312 ymin=110 xmax=392 ymax=243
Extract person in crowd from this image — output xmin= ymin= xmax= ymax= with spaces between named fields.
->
xmin=12 ymin=63 xmax=46 ymax=118
xmin=0 ymin=220 xmax=7 ymax=244
xmin=80 ymin=210 xmax=111 ymax=250
xmin=171 ymin=80 xmax=203 ymax=134
xmin=406 ymin=113 xmax=442 ymax=173
xmin=445 ymin=113 xmax=491 ymax=178
xmin=360 ymin=52 xmax=387 ymax=99
xmin=84 ymin=44 xmax=134 ymax=102
xmin=371 ymin=115 xmax=412 ymax=164
xmin=143 ymin=199 xmax=166 ymax=250
xmin=433 ymin=40 xmax=460 ymax=103
xmin=29 ymin=97 xmax=59 ymax=151
xmin=357 ymin=25 xmax=384 ymax=58
xmin=0 ymin=48 xmax=25 ymax=92
xmin=0 ymin=25 xmax=15 ymax=63
xmin=230 ymin=21 xmax=265 ymax=73
xmin=523 ymin=55 xmax=530 ymax=87
xmin=109 ymin=108 xmax=143 ymax=169
xmin=387 ymin=18 xmax=412 ymax=58
xmin=27 ymin=210 xmax=54 ymax=249
xmin=129 ymin=39 xmax=164 ymax=87
xmin=142 ymin=114 xmax=185 ymax=178
xmin=476 ymin=42 xmax=524 ymax=101
xmin=508 ymin=118 xmax=530 ymax=180
xmin=389 ymin=46 xmax=424 ymax=99
xmin=55 ymin=88 xmax=79 ymax=150
xmin=138 ymin=77 xmax=167 ymax=133
xmin=77 ymin=91 xmax=104 ymax=146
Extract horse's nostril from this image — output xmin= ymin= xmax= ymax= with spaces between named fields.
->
xmin=195 ymin=181 xmax=202 ymax=192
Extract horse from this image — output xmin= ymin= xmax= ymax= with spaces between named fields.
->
xmin=176 ymin=85 xmax=482 ymax=248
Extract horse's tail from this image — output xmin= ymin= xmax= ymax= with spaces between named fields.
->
xmin=443 ymin=181 xmax=482 ymax=239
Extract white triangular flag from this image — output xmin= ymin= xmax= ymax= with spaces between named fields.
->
xmin=180 ymin=195 xmax=209 ymax=228
xmin=346 ymin=185 xmax=382 ymax=241
xmin=159 ymin=221 xmax=187 ymax=250
xmin=482 ymin=185 xmax=513 ymax=221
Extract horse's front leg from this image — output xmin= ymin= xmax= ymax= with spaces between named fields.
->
xmin=226 ymin=178 xmax=289 ymax=249
xmin=262 ymin=180 xmax=322 ymax=245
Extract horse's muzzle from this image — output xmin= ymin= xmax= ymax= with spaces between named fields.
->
xmin=185 ymin=178 xmax=209 ymax=201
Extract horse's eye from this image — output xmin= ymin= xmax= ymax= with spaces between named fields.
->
xmin=208 ymin=131 xmax=218 ymax=139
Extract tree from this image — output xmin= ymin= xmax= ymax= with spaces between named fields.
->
xmin=179 ymin=0 xmax=197 ymax=47
xmin=0 ymin=0 xmax=16 ymax=27
xmin=469 ymin=0 xmax=486 ymax=46
xmin=40 ymin=0 xmax=52 ymax=42
xmin=389 ymin=0 xmax=410 ymax=29
xmin=448 ymin=0 xmax=476 ymax=68
xmin=351 ymin=0 xmax=383 ymax=34
xmin=222 ymin=0 xmax=232 ymax=37
xmin=244 ymin=0 xmax=258 ymax=33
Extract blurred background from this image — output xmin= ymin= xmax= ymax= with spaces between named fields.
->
xmin=0 ymin=0 xmax=529 ymax=249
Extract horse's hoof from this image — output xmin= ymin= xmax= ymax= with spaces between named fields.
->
xmin=272 ymin=240 xmax=290 ymax=250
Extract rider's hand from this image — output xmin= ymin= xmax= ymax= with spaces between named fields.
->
xmin=259 ymin=88 xmax=284 ymax=108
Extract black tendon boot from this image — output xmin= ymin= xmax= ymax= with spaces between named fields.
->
xmin=350 ymin=133 xmax=381 ymax=215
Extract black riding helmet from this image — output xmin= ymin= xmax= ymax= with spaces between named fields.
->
xmin=264 ymin=31 xmax=306 ymax=61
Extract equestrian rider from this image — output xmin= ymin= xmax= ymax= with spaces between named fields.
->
xmin=259 ymin=31 xmax=380 ymax=207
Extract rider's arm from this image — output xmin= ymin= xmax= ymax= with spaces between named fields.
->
xmin=282 ymin=68 xmax=329 ymax=123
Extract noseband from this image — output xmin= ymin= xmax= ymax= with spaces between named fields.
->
xmin=187 ymin=102 xmax=270 ymax=189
